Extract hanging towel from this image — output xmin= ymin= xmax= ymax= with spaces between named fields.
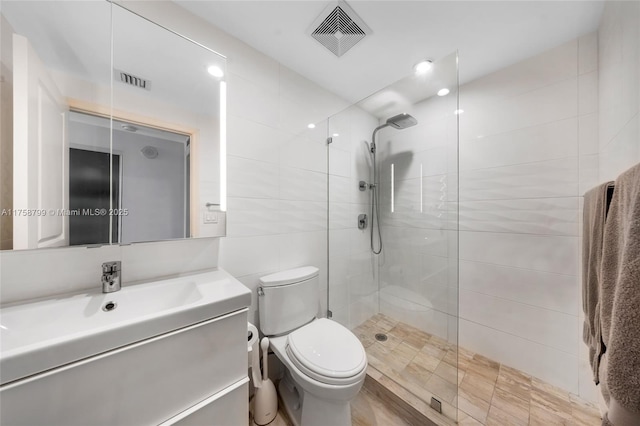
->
xmin=600 ymin=162 xmax=640 ymax=422
xmin=583 ymin=181 xmax=613 ymax=383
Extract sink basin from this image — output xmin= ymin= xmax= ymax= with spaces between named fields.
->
xmin=0 ymin=268 xmax=251 ymax=385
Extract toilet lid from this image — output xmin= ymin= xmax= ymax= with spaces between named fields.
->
xmin=287 ymin=319 xmax=366 ymax=384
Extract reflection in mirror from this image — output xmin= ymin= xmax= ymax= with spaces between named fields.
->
xmin=68 ymin=111 xmax=190 ymax=245
xmin=0 ymin=1 xmax=226 ymax=251
xmin=1 ymin=1 xmax=112 ymax=250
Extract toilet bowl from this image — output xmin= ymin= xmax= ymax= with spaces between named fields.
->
xmin=258 ymin=267 xmax=367 ymax=426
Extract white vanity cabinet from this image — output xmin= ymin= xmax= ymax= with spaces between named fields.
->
xmin=0 ymin=269 xmax=251 ymax=426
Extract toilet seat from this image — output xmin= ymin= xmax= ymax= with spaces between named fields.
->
xmin=285 ymin=319 xmax=367 ymax=386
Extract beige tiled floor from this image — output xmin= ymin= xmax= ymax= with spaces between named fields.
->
xmin=353 ymin=314 xmax=603 ymax=426
xmin=251 ymin=385 xmax=411 ymax=426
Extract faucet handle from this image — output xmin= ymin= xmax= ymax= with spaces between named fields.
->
xmin=102 ymin=261 xmax=121 ymax=273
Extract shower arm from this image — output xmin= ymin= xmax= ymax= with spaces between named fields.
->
xmin=369 ymin=123 xmax=390 ymax=155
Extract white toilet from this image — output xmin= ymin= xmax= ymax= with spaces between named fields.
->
xmin=258 ymin=266 xmax=367 ymax=426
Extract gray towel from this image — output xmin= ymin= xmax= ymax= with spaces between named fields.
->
xmin=583 ymin=181 xmax=613 ymax=383
xmin=600 ymin=163 xmax=640 ymax=416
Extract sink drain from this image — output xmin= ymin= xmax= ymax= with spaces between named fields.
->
xmin=375 ymin=333 xmax=388 ymax=342
xmin=102 ymin=301 xmax=117 ymax=312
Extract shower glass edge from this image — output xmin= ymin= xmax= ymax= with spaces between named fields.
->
xmin=327 ymin=50 xmax=460 ymax=424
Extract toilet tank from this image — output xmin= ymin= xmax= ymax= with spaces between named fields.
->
xmin=258 ymin=266 xmax=319 ymax=336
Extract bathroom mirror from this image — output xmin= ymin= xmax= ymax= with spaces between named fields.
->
xmin=0 ymin=1 xmax=226 ymax=251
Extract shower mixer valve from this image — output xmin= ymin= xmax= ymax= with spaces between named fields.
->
xmin=358 ymin=214 xmax=368 ymax=230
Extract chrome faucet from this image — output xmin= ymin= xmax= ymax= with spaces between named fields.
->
xmin=101 ymin=261 xmax=121 ymax=293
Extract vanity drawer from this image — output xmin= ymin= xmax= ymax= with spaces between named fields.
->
xmin=162 ymin=378 xmax=249 ymax=426
xmin=0 ymin=309 xmax=248 ymax=426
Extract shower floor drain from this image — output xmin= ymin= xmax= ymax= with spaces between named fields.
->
xmin=375 ymin=333 xmax=388 ymax=342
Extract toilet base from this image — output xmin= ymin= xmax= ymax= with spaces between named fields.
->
xmin=278 ymin=370 xmax=352 ymax=426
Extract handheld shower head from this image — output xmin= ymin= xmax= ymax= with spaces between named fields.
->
xmin=386 ymin=113 xmax=418 ymax=129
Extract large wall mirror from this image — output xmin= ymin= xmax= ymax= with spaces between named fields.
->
xmin=0 ymin=1 xmax=226 ymax=251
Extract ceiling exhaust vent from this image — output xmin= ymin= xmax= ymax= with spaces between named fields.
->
xmin=115 ymin=69 xmax=151 ymax=90
xmin=309 ymin=1 xmax=371 ymax=57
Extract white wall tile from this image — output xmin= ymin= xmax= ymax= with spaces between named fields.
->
xmin=578 ymin=32 xmax=598 ymax=75
xmin=227 ymin=72 xmax=279 ymax=127
xmin=121 ymin=238 xmax=219 ymax=283
xmin=219 ymin=235 xmax=280 ymax=278
xmin=459 ymin=231 xmax=579 ymax=276
xmin=227 ymin=114 xmax=283 ymax=164
xmin=227 ymin=156 xmax=279 ymax=199
xmin=459 ymin=260 xmax=579 ymax=315
xmin=226 ymin=198 xmax=280 ymax=237
xmin=459 ymin=157 xmax=578 ymax=201
xmin=459 ymin=197 xmax=579 ymax=236
xmin=460 ymin=77 xmax=578 ymax=141
xmin=279 ymin=167 xmax=327 ymax=202
xmin=279 ymin=136 xmax=326 ymax=174
xmin=579 ymin=113 xmax=599 ymax=155
xmin=461 ymin=39 xmax=578 ymax=103
xmin=460 ymin=319 xmax=579 ymax=394
xmin=380 ymin=289 xmax=449 ymax=340
xmin=460 ymin=118 xmax=578 ymax=170
xmin=0 ymin=245 xmax=120 ymax=304
xmin=579 ymin=70 xmax=598 ymax=116
xmin=460 ymin=289 xmax=579 ymax=354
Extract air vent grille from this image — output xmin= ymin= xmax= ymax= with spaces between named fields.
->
xmin=310 ymin=1 xmax=371 ymax=57
xmin=115 ymin=69 xmax=151 ymax=90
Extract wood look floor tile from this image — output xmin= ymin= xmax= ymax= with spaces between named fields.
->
xmin=529 ymin=399 xmax=571 ymax=425
xmin=412 ymin=350 xmax=442 ymax=372
xmin=357 ymin=316 xmax=604 ymax=426
xmin=458 ymin=393 xmax=490 ymax=424
xmin=570 ymin=394 xmax=602 ymax=425
xmin=420 ymin=340 xmax=447 ymax=360
xmin=385 ymin=342 xmax=419 ymax=372
xmin=351 ymin=387 xmax=412 ymax=426
xmin=458 ymin=410 xmax=484 ymax=425
xmin=425 ymin=373 xmax=458 ymax=404
xmin=466 ymin=355 xmax=500 ymax=383
xmin=429 ymin=335 xmax=451 ymax=351
xmin=376 ymin=315 xmax=398 ymax=332
xmin=531 ymin=383 xmax=572 ymax=421
xmin=496 ymin=364 xmax=532 ymax=403
xmin=490 ymin=386 xmax=530 ymax=424
xmin=442 ymin=349 xmax=458 ymax=366
xmin=486 ymin=404 xmax=528 ymax=426
xmin=460 ymin=372 xmax=496 ymax=403
xmin=434 ymin=361 xmax=458 ymax=385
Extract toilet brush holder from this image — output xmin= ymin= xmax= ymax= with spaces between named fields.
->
xmin=253 ymin=337 xmax=277 ymax=425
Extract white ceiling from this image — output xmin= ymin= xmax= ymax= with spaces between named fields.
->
xmin=174 ymin=0 xmax=605 ymax=103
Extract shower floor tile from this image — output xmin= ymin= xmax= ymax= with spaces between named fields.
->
xmin=354 ymin=314 xmax=602 ymax=426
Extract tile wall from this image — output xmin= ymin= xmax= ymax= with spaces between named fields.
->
xmin=375 ymin=84 xmax=459 ymax=343
xmin=326 ymin=105 xmax=380 ymax=329
xmin=457 ymin=35 xmax=599 ymax=399
xmin=598 ymin=0 xmax=639 ymax=181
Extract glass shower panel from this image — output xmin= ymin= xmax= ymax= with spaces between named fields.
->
xmin=328 ymin=51 xmax=459 ymax=424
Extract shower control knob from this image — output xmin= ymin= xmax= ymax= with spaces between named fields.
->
xmin=358 ymin=214 xmax=368 ymax=230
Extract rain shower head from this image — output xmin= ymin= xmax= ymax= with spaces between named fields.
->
xmin=386 ymin=113 xmax=418 ymax=129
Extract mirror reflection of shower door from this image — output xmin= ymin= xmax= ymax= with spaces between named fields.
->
xmin=68 ymin=149 xmax=120 ymax=245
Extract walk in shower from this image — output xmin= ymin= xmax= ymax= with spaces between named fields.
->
xmin=327 ymin=52 xmax=460 ymax=424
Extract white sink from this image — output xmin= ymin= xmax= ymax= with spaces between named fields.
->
xmin=0 ymin=268 xmax=251 ymax=385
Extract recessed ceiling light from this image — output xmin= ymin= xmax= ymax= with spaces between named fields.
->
xmin=454 ymin=109 xmax=464 ymax=115
xmin=307 ymin=123 xmax=316 ymax=129
xmin=437 ymin=88 xmax=450 ymax=97
xmin=332 ymin=133 xmax=339 ymax=137
xmin=207 ymin=65 xmax=224 ymax=78
xmin=121 ymin=124 xmax=138 ymax=132
xmin=413 ymin=60 xmax=433 ymax=75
